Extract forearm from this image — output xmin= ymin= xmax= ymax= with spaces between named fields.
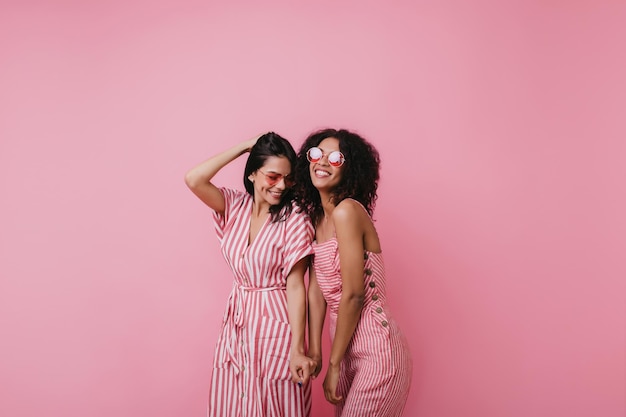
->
xmin=307 ymin=282 xmax=326 ymax=358
xmin=328 ymin=291 xmax=364 ymax=368
xmin=184 ymin=139 xmax=254 ymax=188
xmin=286 ymin=275 xmax=307 ymax=355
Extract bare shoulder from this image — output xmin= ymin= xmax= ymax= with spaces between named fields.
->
xmin=334 ymin=199 xmax=359 ymax=217
xmin=333 ymin=199 xmax=370 ymax=226
xmin=334 ymin=199 xmax=381 ymax=252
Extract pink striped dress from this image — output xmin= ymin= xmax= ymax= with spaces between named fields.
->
xmin=208 ymin=188 xmax=314 ymax=417
xmin=312 ymin=208 xmax=412 ymax=417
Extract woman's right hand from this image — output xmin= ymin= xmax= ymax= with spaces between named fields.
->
xmin=185 ymin=132 xmax=266 ymax=212
xmin=243 ymin=133 xmax=265 ymax=153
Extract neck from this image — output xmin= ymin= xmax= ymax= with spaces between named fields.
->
xmin=251 ymin=199 xmax=270 ymax=218
xmin=319 ymin=192 xmax=335 ymax=222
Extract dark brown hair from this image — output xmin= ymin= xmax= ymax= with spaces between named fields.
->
xmin=244 ymin=132 xmax=296 ymax=222
xmin=294 ymin=128 xmax=380 ymax=226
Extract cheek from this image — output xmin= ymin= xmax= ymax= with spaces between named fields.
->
xmin=253 ymin=179 xmax=265 ymax=191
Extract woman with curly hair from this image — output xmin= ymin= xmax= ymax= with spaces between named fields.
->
xmin=295 ymin=128 xmax=412 ymax=417
xmin=185 ymin=132 xmax=317 ymax=417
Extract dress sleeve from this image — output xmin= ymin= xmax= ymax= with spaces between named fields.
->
xmin=212 ymin=187 xmax=245 ymax=243
xmin=282 ymin=208 xmax=315 ymax=276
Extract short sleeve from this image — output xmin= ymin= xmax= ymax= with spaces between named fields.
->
xmin=282 ymin=208 xmax=315 ymax=276
xmin=212 ymin=187 xmax=247 ymax=243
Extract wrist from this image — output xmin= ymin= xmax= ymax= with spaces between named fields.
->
xmin=308 ymin=351 xmax=321 ymax=360
xmin=290 ymin=346 xmax=306 ymax=356
xmin=328 ymin=359 xmax=342 ymax=369
xmin=240 ymin=142 xmax=252 ymax=155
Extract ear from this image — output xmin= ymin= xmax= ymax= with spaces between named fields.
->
xmin=248 ymin=173 xmax=255 ymax=182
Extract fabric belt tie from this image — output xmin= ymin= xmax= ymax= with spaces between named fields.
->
xmin=222 ymin=283 xmax=287 ymax=374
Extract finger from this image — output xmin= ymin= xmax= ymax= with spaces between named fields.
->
xmin=325 ymin=380 xmax=342 ymax=404
xmin=326 ymin=391 xmax=342 ymax=404
xmin=327 ymin=390 xmax=342 ymax=404
xmin=331 ymin=393 xmax=344 ymax=404
xmin=289 ymin=366 xmax=301 ymax=383
xmin=324 ymin=390 xmax=332 ymax=403
xmin=300 ymin=362 xmax=312 ymax=385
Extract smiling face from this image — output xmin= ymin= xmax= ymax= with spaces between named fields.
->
xmin=309 ymin=137 xmax=344 ymax=192
xmin=249 ymin=155 xmax=293 ymax=206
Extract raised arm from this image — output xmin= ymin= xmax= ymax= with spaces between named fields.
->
xmin=184 ymin=135 xmax=260 ymax=214
xmin=323 ymin=200 xmax=366 ymax=404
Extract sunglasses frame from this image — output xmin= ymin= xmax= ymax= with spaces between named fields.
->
xmin=257 ymin=168 xmax=295 ymax=187
xmin=306 ymin=147 xmax=346 ymax=167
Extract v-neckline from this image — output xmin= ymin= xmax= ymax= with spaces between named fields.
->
xmin=247 ymin=204 xmax=271 ymax=248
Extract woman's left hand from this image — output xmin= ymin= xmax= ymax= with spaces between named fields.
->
xmin=323 ymin=363 xmax=343 ymax=404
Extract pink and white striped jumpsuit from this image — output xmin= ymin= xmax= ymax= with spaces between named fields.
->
xmin=312 ymin=209 xmax=412 ymax=417
xmin=208 ymin=188 xmax=314 ymax=417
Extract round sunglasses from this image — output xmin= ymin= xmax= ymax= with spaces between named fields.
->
xmin=306 ymin=147 xmax=346 ymax=167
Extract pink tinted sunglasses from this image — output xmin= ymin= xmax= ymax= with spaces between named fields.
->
xmin=306 ymin=147 xmax=345 ymax=167
xmin=258 ymin=168 xmax=295 ymax=187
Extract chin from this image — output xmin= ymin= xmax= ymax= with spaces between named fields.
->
xmin=312 ymin=177 xmax=331 ymax=188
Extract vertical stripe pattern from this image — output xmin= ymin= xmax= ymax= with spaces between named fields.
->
xmin=312 ymin=218 xmax=413 ymax=416
xmin=208 ymin=188 xmax=314 ymax=417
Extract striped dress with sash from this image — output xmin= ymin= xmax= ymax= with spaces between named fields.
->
xmin=208 ymin=188 xmax=314 ymax=417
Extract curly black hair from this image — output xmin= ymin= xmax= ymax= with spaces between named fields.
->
xmin=294 ymin=128 xmax=380 ymax=226
xmin=243 ymin=132 xmax=296 ymax=222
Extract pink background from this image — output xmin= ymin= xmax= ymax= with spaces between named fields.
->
xmin=1 ymin=1 xmax=624 ymax=416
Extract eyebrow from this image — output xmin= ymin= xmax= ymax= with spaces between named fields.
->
xmin=264 ymin=169 xmax=291 ymax=175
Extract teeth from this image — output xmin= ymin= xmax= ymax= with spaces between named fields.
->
xmin=315 ymin=170 xmax=330 ymax=177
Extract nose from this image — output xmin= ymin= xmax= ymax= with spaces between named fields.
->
xmin=317 ymin=154 xmax=331 ymax=166
xmin=274 ymin=177 xmax=287 ymax=189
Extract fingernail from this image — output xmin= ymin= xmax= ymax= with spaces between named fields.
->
xmin=297 ymin=381 xmax=302 ymax=387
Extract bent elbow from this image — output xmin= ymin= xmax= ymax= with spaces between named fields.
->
xmin=184 ymin=171 xmax=199 ymax=190
xmin=346 ymin=292 xmax=365 ymax=310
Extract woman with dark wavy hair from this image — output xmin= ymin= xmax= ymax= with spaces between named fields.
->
xmin=185 ymin=132 xmax=317 ymax=417
xmin=295 ymin=128 xmax=412 ymax=417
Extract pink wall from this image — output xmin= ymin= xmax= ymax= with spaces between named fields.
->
xmin=1 ymin=1 xmax=624 ymax=416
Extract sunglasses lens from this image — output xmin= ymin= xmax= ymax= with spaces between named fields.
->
xmin=328 ymin=151 xmax=344 ymax=167
xmin=307 ymin=147 xmax=323 ymax=162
